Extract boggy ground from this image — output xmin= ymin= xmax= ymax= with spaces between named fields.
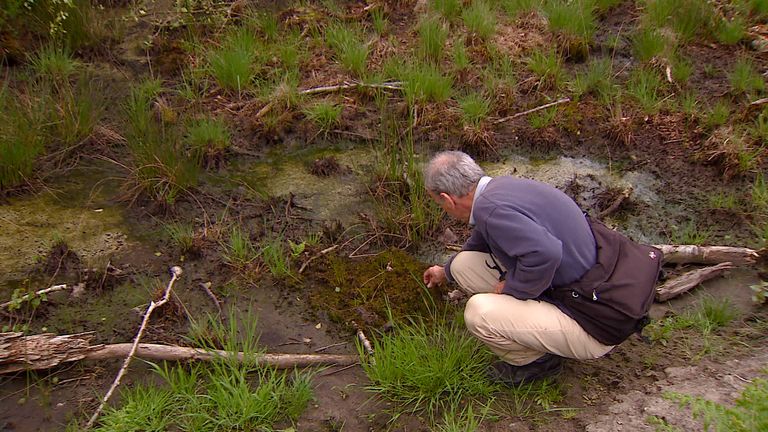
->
xmin=2 ymin=0 xmax=768 ymax=430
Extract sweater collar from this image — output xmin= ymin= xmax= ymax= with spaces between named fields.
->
xmin=469 ymin=176 xmax=492 ymax=226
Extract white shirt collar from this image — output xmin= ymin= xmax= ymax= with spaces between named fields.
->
xmin=469 ymin=176 xmax=492 ymax=226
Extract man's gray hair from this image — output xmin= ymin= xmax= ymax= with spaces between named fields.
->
xmin=424 ymin=151 xmax=485 ymax=196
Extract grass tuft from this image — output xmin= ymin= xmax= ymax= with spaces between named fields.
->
xmin=625 ymin=67 xmax=665 ymax=113
xmin=544 ymin=0 xmax=597 ymax=56
xmin=716 ymin=17 xmax=746 ymax=45
xmin=462 ymin=1 xmax=497 ymax=40
xmin=325 ymin=22 xmax=369 ymax=77
xmin=303 ymin=99 xmax=343 ymax=135
xmin=527 ymin=49 xmax=565 ymax=90
xmin=430 ymin=0 xmax=463 ymax=20
xmin=570 ymin=57 xmax=615 ymax=101
xmin=29 ymin=44 xmax=79 ymax=81
xmin=632 ymin=27 xmax=669 ymax=63
xmin=362 ymin=313 xmax=496 ymax=415
xmin=457 ymin=92 xmax=492 ymax=127
xmin=501 ymin=0 xmax=541 ymax=16
xmin=0 ymin=85 xmax=47 ymax=190
xmin=398 ymin=61 xmax=454 ymax=106
xmin=186 ymin=117 xmax=231 ymax=167
xmin=222 ymin=225 xmax=256 ymax=268
xmin=208 ymin=28 xmax=261 ymax=94
xmin=729 ymin=57 xmax=765 ymax=96
xmin=418 ymin=16 xmax=449 ymax=63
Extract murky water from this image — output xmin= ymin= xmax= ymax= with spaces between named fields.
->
xmin=0 ymin=149 xmax=668 ymax=284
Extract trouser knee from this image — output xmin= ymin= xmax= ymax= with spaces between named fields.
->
xmin=463 ymin=294 xmax=493 ymax=338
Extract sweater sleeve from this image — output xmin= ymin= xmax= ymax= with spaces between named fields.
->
xmin=444 ymin=229 xmax=490 ymax=283
xmin=484 ymin=207 xmax=563 ymax=299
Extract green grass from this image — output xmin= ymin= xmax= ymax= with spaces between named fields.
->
xmin=123 ymin=79 xmax=199 ymax=205
xmin=670 ymin=220 xmax=711 ymax=245
xmin=665 ymin=376 xmax=768 ymax=432
xmin=570 ymin=57 xmax=615 ymax=101
xmin=527 ymin=49 xmax=564 ymax=90
xmin=678 ymin=91 xmax=698 ymax=117
xmin=752 ymin=174 xmax=768 ymax=212
xmin=208 ymin=28 xmax=261 ymax=94
xmin=370 ymin=6 xmax=388 ymax=34
xmin=642 ymin=0 xmax=715 ymax=42
xmin=29 ymin=44 xmax=79 ymax=81
xmin=482 ymin=47 xmax=517 ymax=98
xmin=544 ymin=0 xmax=597 ymax=55
xmin=451 ymin=41 xmax=471 ymax=71
xmin=670 ymin=55 xmax=694 ymax=86
xmin=362 ymin=312 xmax=497 ymax=416
xmin=752 ymin=108 xmax=768 ymax=143
xmin=222 ymin=225 xmax=256 ymax=268
xmin=94 ymin=313 xmax=314 ymax=432
xmin=430 ymin=0 xmax=463 ymax=20
xmin=435 ymin=403 xmax=486 ymax=432
xmin=705 ymin=101 xmax=731 ymax=129
xmin=0 ymin=84 xmax=47 ymax=190
xmin=529 ymin=106 xmax=558 ymax=129
xmin=462 ymin=0 xmax=497 ymax=41
xmin=645 ymin=296 xmax=737 ymax=354
xmin=303 ymin=99 xmax=343 ymax=135
xmin=729 ymin=57 xmax=765 ymax=96
xmin=164 ymin=222 xmax=196 ymax=253
xmin=399 ymin=61 xmax=454 ymax=106
xmin=709 ymin=192 xmax=740 ymax=212
xmin=716 ymin=17 xmax=746 ymax=45
xmin=418 ymin=16 xmax=449 ymax=63
xmin=501 ymin=0 xmax=541 ymax=16
xmin=625 ymin=67 xmax=665 ymax=113
xmin=632 ymin=27 xmax=669 ymax=63
xmin=186 ymin=116 xmax=231 ymax=165
xmin=457 ymin=92 xmax=492 ymax=127
xmin=259 ymin=235 xmax=296 ymax=280
xmin=325 ymin=21 xmax=369 ymax=77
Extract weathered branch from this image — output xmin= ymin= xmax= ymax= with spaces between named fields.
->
xmin=655 ymin=262 xmax=735 ymax=302
xmin=597 ymin=188 xmax=632 ymax=219
xmin=86 ymin=266 xmax=182 ymax=429
xmin=654 ymin=245 xmax=761 ymax=266
xmin=493 ymin=98 xmax=571 ymax=124
xmin=0 ymin=333 xmax=359 ymax=375
xmin=1 ymin=284 xmax=70 ymax=309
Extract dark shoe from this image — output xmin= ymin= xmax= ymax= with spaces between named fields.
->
xmin=487 ymin=354 xmax=564 ymax=386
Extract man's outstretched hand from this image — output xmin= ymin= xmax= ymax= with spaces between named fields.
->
xmin=423 ymin=265 xmax=447 ymax=288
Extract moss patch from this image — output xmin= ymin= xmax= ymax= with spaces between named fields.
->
xmin=306 ymin=249 xmax=443 ymax=329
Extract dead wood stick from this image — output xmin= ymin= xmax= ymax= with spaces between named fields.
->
xmin=254 ymin=81 xmax=403 ymax=120
xmin=493 ymin=98 xmax=571 ymax=124
xmin=299 ymin=245 xmax=339 ymax=274
xmin=86 ymin=266 xmax=183 ymax=429
xmin=598 ymin=188 xmax=632 ymax=219
xmin=655 ymin=262 xmax=735 ymax=302
xmin=750 ymin=97 xmax=768 ymax=106
xmin=653 ymin=245 xmax=761 ymax=266
xmin=1 ymin=284 xmax=70 ymax=309
xmin=352 ymin=321 xmax=374 ymax=358
xmin=0 ymin=333 xmax=360 ymax=374
xmin=198 ymin=282 xmax=222 ymax=316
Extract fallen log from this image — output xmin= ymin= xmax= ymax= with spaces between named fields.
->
xmin=0 ymin=332 xmax=359 ymax=375
xmin=653 ymin=245 xmax=761 ymax=266
xmin=655 ymin=262 xmax=735 ymax=302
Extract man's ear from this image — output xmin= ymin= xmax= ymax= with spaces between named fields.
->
xmin=439 ymin=192 xmax=455 ymax=208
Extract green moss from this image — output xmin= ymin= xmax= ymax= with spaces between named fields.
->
xmin=307 ymin=249 xmax=443 ymax=328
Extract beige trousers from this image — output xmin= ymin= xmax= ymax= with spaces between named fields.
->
xmin=451 ymin=251 xmax=614 ymax=365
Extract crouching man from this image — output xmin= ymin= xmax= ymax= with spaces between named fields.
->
xmin=422 ymin=151 xmax=660 ymax=386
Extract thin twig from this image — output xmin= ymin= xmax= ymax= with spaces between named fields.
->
xmin=299 ymin=245 xmax=339 ymax=274
xmin=352 ymin=321 xmax=374 ymax=362
xmin=319 ymin=362 xmax=359 ymax=377
xmin=1 ymin=285 xmax=70 ymax=309
xmin=493 ymin=98 xmax=571 ymax=124
xmin=314 ymin=342 xmax=348 ymax=353
xmin=198 ymin=282 xmax=222 ymax=316
xmin=85 ymin=266 xmax=183 ymax=429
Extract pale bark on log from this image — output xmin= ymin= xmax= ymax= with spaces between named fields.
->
xmin=655 ymin=262 xmax=735 ymax=302
xmin=653 ymin=245 xmax=761 ymax=266
xmin=0 ymin=332 xmax=359 ymax=374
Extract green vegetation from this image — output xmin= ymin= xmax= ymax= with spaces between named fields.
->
xmin=529 ymin=106 xmax=558 ymax=129
xmin=164 ymin=222 xmax=196 ymax=253
xmin=222 ymin=225 xmax=256 ymax=268
xmin=632 ymin=27 xmax=668 ymax=63
xmin=362 ymin=313 xmax=496 ymax=416
xmin=208 ymin=28 xmax=261 ymax=94
xmin=462 ymin=0 xmax=497 ymax=41
xmin=0 ymin=85 xmax=47 ymax=190
xmin=29 ymin=44 xmax=79 ymax=81
xmin=544 ymin=0 xmax=596 ymax=56
xmin=430 ymin=0 xmax=463 ymax=21
xmin=570 ymin=57 xmax=615 ymax=101
xmin=418 ymin=16 xmax=449 ymax=62
xmin=625 ymin=68 xmax=665 ymax=113
xmin=398 ymin=62 xmax=454 ymax=106
xmin=716 ymin=17 xmax=746 ymax=45
xmin=325 ymin=22 xmax=369 ymax=77
xmin=303 ymin=99 xmax=343 ymax=135
xmin=646 ymin=296 xmax=736 ymax=357
xmin=665 ymin=375 xmax=768 ymax=432
xmin=370 ymin=6 xmax=388 ymax=34
xmin=186 ymin=117 xmax=231 ymax=167
xmin=642 ymin=0 xmax=716 ymax=42
xmin=501 ymin=0 xmax=541 ymax=16
xmin=670 ymin=220 xmax=711 ymax=245
xmin=705 ymin=101 xmax=731 ymax=129
xmin=457 ymin=92 xmax=492 ymax=127
xmin=123 ymin=79 xmax=198 ymax=205
xmin=729 ymin=58 xmax=765 ymax=96
xmin=259 ymin=236 xmax=296 ymax=280
xmin=527 ymin=49 xmax=565 ymax=90
xmin=94 ymin=314 xmax=314 ymax=431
